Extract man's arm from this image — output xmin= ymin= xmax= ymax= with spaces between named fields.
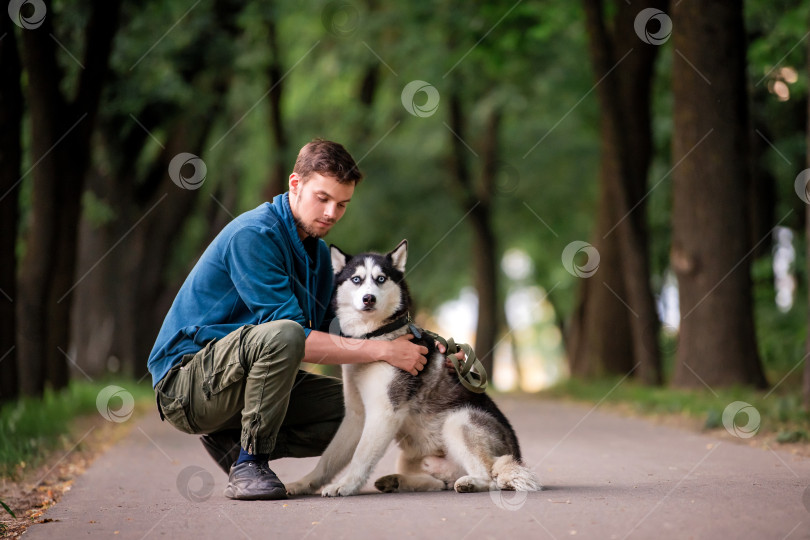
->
xmin=302 ymin=330 xmax=429 ymax=376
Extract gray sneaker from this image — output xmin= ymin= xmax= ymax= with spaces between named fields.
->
xmin=223 ymin=461 xmax=288 ymax=500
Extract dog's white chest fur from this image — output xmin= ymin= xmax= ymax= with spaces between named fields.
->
xmin=346 ymin=356 xmax=447 ymax=457
xmin=343 ymin=361 xmax=396 ymax=403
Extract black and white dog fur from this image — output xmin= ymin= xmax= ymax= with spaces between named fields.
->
xmin=286 ymin=240 xmax=541 ymax=497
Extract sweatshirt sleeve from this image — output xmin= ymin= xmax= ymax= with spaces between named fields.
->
xmin=223 ymin=226 xmax=310 ymax=332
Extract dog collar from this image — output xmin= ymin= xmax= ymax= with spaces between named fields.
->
xmin=362 ymin=314 xmax=412 ymax=339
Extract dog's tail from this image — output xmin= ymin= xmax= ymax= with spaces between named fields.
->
xmin=491 ymin=455 xmax=542 ymax=491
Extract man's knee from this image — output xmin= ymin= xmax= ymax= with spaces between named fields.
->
xmin=252 ymin=320 xmax=306 ymax=361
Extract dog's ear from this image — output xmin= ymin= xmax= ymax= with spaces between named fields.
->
xmin=388 ymin=239 xmax=408 ymax=273
xmin=330 ymin=245 xmax=349 ymax=274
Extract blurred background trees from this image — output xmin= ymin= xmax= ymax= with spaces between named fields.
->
xmin=1 ymin=0 xmax=809 ymax=407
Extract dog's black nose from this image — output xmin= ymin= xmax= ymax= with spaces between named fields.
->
xmin=363 ymin=294 xmax=376 ymax=307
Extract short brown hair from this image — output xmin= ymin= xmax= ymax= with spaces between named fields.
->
xmin=293 ymin=139 xmax=363 ymax=184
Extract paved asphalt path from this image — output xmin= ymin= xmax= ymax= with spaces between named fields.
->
xmin=23 ymin=396 xmax=810 ymax=540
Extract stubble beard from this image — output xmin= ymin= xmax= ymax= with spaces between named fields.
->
xmin=292 ymin=196 xmax=333 ymax=239
xmin=294 ymin=215 xmax=330 ymax=240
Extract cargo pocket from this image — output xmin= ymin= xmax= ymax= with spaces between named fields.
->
xmin=199 ymin=331 xmax=248 ymax=399
xmin=155 ymin=360 xmax=197 ymax=434
xmin=157 ymin=391 xmax=196 ymax=434
xmin=202 ymin=360 xmax=245 ymax=399
xmin=187 ymin=335 xmax=250 ymax=435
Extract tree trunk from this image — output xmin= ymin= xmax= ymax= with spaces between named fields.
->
xmin=354 ymin=63 xmax=379 ymax=141
xmin=747 ymin=119 xmax=776 ymax=261
xmin=471 ymin=205 xmax=497 ymax=377
xmin=264 ymin=16 xmax=289 ymax=199
xmin=571 ymin=0 xmax=665 ymax=383
xmin=17 ymin=12 xmax=64 ymax=396
xmin=473 ymin=109 xmax=502 ymax=378
xmin=72 ymin=202 xmax=117 ymax=378
xmin=0 ymin=19 xmax=22 ymax=402
xmin=17 ymin=1 xmax=121 ymax=395
xmin=446 ymin=93 xmax=499 ymax=378
xmin=567 ymin=217 xmax=635 ymax=378
xmin=670 ymin=0 xmax=766 ymax=388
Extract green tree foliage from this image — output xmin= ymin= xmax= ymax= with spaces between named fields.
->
xmin=5 ymin=0 xmax=809 ymax=394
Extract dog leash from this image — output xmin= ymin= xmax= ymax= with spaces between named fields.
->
xmin=414 ymin=325 xmax=488 ymax=394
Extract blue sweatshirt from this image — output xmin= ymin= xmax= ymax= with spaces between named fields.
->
xmin=147 ymin=193 xmax=334 ymax=387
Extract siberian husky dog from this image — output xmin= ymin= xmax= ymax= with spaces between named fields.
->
xmin=286 ymin=240 xmax=541 ymax=497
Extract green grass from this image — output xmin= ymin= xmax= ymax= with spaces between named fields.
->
xmin=539 ymin=375 xmax=810 ymax=443
xmin=0 ymin=379 xmax=154 ymax=478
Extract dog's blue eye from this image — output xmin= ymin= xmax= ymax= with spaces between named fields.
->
xmin=376 ymin=276 xmax=386 ymax=284
xmin=351 ymin=276 xmax=362 ymax=284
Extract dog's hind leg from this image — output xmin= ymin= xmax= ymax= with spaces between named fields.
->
xmin=286 ymin=380 xmax=364 ymax=496
xmin=374 ymin=454 xmax=448 ymax=493
xmin=442 ymin=411 xmax=498 ymax=493
xmin=491 ymin=455 xmax=542 ymax=491
xmin=442 ymin=411 xmax=541 ymax=493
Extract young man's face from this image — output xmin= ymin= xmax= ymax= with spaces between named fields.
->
xmin=288 ymin=172 xmax=354 ymax=240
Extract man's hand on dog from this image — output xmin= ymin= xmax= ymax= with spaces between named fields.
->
xmin=377 ymin=334 xmax=466 ymax=376
xmin=437 ymin=341 xmax=465 ymax=372
xmin=380 ymin=334 xmax=429 ymax=375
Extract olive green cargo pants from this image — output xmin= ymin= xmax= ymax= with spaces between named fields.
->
xmin=154 ymin=320 xmax=344 ymax=458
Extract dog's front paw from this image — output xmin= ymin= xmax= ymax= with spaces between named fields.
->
xmin=286 ymin=480 xmax=316 ymax=496
xmin=374 ymin=474 xmax=402 ymax=493
xmin=321 ymin=481 xmax=359 ymax=497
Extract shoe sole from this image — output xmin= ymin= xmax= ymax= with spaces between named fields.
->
xmin=223 ymin=485 xmax=288 ymax=501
